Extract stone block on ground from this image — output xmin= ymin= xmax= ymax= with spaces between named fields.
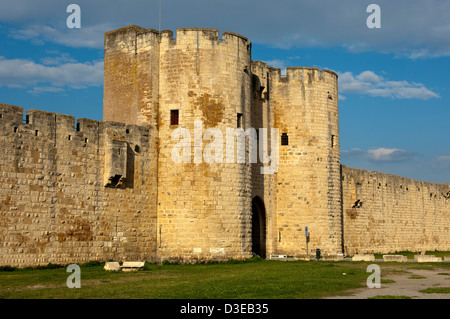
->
xmin=416 ymin=255 xmax=442 ymax=263
xmin=121 ymin=261 xmax=145 ymax=271
xmin=383 ymin=255 xmax=408 ymax=262
xmin=104 ymin=262 xmax=121 ymax=271
xmin=352 ymin=254 xmax=375 ymax=262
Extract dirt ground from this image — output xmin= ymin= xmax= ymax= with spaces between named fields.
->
xmin=326 ymin=265 xmax=450 ymax=299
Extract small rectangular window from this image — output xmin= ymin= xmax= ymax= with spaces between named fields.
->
xmin=281 ymin=133 xmax=289 ymax=146
xmin=331 ymin=135 xmax=336 ymax=148
xmin=35 ymin=130 xmax=39 ymax=136
xmin=68 ymin=135 xmax=72 ymax=141
xmin=170 ymin=110 xmax=179 ymax=126
xmin=14 ymin=127 xmax=18 ymax=133
xmin=0 ymin=113 xmax=3 ymax=119
xmin=237 ymin=113 xmax=243 ymax=128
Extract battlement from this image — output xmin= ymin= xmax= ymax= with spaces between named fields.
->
xmin=105 ymin=25 xmax=250 ymax=54
xmin=160 ymin=27 xmax=250 ymax=53
xmin=0 ymin=103 xmax=151 ymax=150
xmin=270 ymin=66 xmax=338 ymax=85
xmin=105 ymin=25 xmax=160 ymax=53
xmin=250 ymin=61 xmax=338 ymax=87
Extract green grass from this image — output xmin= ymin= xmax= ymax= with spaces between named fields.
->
xmin=2 ymin=259 xmax=449 ymax=299
xmin=0 ymin=260 xmax=369 ymax=299
xmin=368 ymin=295 xmax=412 ymax=299
xmin=374 ymin=251 xmax=450 ymax=260
xmin=408 ymin=276 xmax=426 ymax=279
xmin=419 ymin=287 xmax=450 ymax=294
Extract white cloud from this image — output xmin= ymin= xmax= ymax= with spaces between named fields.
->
xmin=367 ymin=148 xmax=413 ymax=162
xmin=0 ymin=56 xmax=103 ymax=90
xmin=338 ymin=71 xmax=439 ymax=100
xmin=27 ymin=86 xmax=66 ymax=95
xmin=9 ymin=23 xmax=111 ymax=49
xmin=2 ymin=1 xmax=450 ymax=57
xmin=342 ymin=147 xmax=415 ymax=162
xmin=431 ymin=156 xmax=450 ymax=169
xmin=39 ymin=52 xmax=77 ymax=66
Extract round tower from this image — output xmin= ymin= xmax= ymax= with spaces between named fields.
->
xmin=157 ymin=28 xmax=254 ymax=262
xmin=270 ymin=67 xmax=341 ymax=256
xmin=103 ymin=25 xmax=160 ymax=127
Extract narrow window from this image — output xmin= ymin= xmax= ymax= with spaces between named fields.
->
xmin=84 ymin=138 xmax=88 ymax=143
xmin=68 ymin=135 xmax=72 ymax=141
xmin=237 ymin=113 xmax=243 ymax=128
xmin=14 ymin=127 xmax=18 ymax=133
xmin=118 ymin=149 xmax=121 ymax=155
xmin=170 ymin=110 xmax=179 ymax=126
xmin=0 ymin=113 xmax=3 ymax=119
xmin=331 ymin=135 xmax=336 ymax=148
xmin=281 ymin=133 xmax=289 ymax=146
xmin=35 ymin=130 xmax=39 ymax=136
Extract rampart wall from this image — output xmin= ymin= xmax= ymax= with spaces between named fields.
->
xmin=341 ymin=165 xmax=450 ymax=255
xmin=1 ymin=24 xmax=448 ymax=267
xmin=0 ymin=103 xmax=158 ymax=267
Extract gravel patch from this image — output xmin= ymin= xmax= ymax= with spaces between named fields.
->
xmin=326 ymin=267 xmax=450 ymax=299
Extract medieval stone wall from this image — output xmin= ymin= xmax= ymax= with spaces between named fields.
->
xmin=341 ymin=165 xmax=450 ymax=255
xmin=1 ymin=25 xmax=449 ymax=267
xmin=0 ymin=103 xmax=158 ymax=267
xmin=156 ymin=28 xmax=254 ymax=262
xmin=103 ymin=25 xmax=160 ymax=127
xmin=270 ymin=67 xmax=341 ymax=256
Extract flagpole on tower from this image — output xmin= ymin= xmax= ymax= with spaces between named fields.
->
xmin=158 ymin=0 xmax=162 ymax=42
xmin=159 ymin=0 xmax=161 ymax=32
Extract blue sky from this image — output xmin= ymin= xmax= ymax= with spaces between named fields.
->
xmin=0 ymin=0 xmax=449 ymax=183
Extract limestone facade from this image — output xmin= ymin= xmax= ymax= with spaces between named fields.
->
xmin=0 ymin=25 xmax=448 ymax=267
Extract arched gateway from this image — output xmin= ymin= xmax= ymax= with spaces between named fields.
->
xmin=251 ymin=196 xmax=266 ymax=258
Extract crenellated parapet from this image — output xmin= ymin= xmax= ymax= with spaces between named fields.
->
xmin=269 ymin=66 xmax=337 ymax=87
xmin=0 ymin=102 xmax=158 ymax=267
xmin=159 ymin=28 xmax=250 ymax=53
xmin=1 ymin=24 xmax=449 ymax=267
xmin=0 ymin=103 xmax=152 ymax=158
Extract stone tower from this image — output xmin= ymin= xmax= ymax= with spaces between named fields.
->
xmin=1 ymin=26 xmax=449 ymax=269
xmin=250 ymin=62 xmax=341 ymax=257
xmin=103 ymin=25 xmax=342 ymax=261
xmin=271 ymin=67 xmax=341 ymax=255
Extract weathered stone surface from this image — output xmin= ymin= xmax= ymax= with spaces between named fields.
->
xmin=121 ymin=261 xmax=145 ymax=271
xmin=104 ymin=262 xmax=121 ymax=271
xmin=383 ymin=255 xmax=408 ymax=262
xmin=342 ymin=166 xmax=450 ymax=256
xmin=416 ymin=255 xmax=442 ymax=263
xmin=0 ymin=103 xmax=158 ymax=267
xmin=352 ymin=254 xmax=375 ymax=262
xmin=0 ymin=25 xmax=449 ymax=268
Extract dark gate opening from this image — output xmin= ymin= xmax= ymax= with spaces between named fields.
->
xmin=251 ymin=196 xmax=266 ymax=258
